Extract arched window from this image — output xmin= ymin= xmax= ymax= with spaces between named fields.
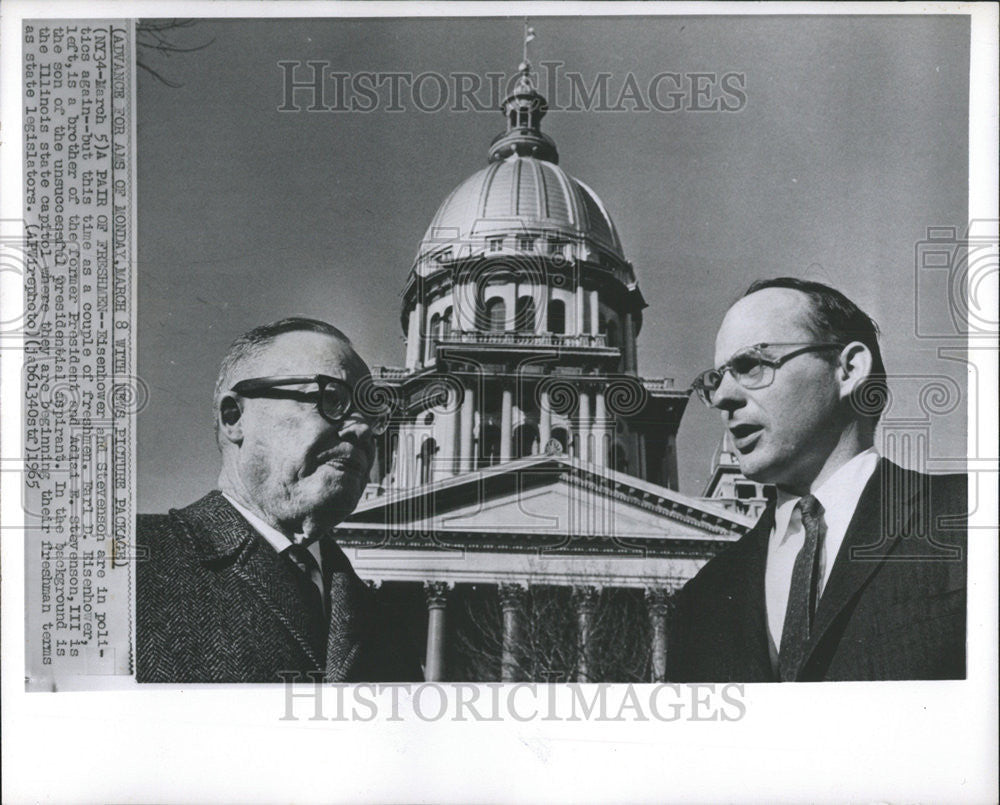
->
xmin=515 ymin=296 xmax=536 ymax=332
xmin=547 ymin=299 xmax=566 ymax=334
xmin=442 ymin=306 xmax=452 ymax=339
xmin=486 ymin=297 xmax=506 ymax=333
xmin=606 ymin=319 xmax=619 ymax=348
xmin=513 ymin=423 xmax=539 ymax=459
xmin=427 ymin=313 xmax=441 ymax=362
xmin=419 ymin=438 xmax=438 ymax=485
xmin=548 ymin=427 xmax=570 ymax=455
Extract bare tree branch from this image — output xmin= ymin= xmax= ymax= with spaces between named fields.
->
xmin=455 ymin=585 xmax=652 ymax=682
xmin=136 ymin=19 xmax=214 ymax=87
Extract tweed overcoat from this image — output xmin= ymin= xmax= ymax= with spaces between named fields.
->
xmin=136 ymin=491 xmax=421 ymax=683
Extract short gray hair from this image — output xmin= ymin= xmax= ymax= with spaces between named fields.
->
xmin=213 ymin=317 xmax=353 ymax=446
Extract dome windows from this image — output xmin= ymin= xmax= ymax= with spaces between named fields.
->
xmin=485 ymin=297 xmax=507 ymax=333
xmin=547 ymin=299 xmax=566 ymax=334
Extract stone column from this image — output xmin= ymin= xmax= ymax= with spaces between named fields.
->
xmin=406 ymin=301 xmax=425 ymax=369
xmin=623 ymin=311 xmax=636 ymax=374
xmin=424 ymin=581 xmax=452 ymax=682
xmin=575 ymin=285 xmax=586 ymax=336
xmin=539 ymin=386 xmax=551 ymax=450
xmin=593 ymin=388 xmax=607 ymax=468
xmin=404 ymin=427 xmax=416 ymax=488
xmin=499 ymin=583 xmax=527 ymax=682
xmin=573 ymin=586 xmax=599 ymax=682
xmin=500 ymin=384 xmax=513 ymax=462
xmin=435 ymin=386 xmax=458 ymax=480
xmin=589 ymin=290 xmax=599 ymax=336
xmin=645 ymin=587 xmax=673 ymax=683
xmin=368 ymin=436 xmax=382 ymax=485
xmin=534 ymin=284 xmax=547 ymax=332
xmin=395 ymin=426 xmax=409 ymax=488
xmin=578 ymin=388 xmax=591 ymax=464
xmin=459 ymin=381 xmax=474 ymax=473
xmin=405 ymin=305 xmax=418 ymax=368
xmin=664 ymin=433 xmax=679 ymax=490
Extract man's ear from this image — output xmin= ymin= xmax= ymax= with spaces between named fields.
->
xmin=836 ymin=341 xmax=873 ymax=401
xmin=218 ymin=395 xmax=244 ymax=444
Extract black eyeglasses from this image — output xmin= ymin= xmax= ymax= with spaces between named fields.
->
xmin=690 ymin=342 xmax=844 ymax=407
xmin=230 ymin=374 xmax=391 ymax=435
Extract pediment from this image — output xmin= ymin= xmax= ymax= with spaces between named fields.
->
xmin=346 ymin=456 xmax=752 ymax=543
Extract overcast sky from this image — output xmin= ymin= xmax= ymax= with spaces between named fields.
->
xmin=137 ymin=14 xmax=969 ymax=512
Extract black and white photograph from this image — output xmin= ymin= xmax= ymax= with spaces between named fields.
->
xmin=134 ymin=14 xmax=974 ymax=685
xmin=2 ymin=3 xmax=997 ymax=803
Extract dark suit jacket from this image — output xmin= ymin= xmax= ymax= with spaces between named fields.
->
xmin=667 ymin=459 xmax=967 ymax=682
xmin=136 ymin=492 xmax=422 ymax=683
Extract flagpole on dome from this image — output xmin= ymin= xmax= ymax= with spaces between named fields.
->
xmin=523 ymin=20 xmax=536 ymax=73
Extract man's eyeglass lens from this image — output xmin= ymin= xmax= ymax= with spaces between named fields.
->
xmin=692 ymin=343 xmax=842 ymax=406
xmin=693 ymin=353 xmax=775 ymax=406
xmin=318 ymin=380 xmax=390 ymax=434
xmin=232 ymin=376 xmax=390 ymax=434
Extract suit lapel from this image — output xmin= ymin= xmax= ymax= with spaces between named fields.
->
xmin=179 ymin=492 xmax=326 ymax=668
xmin=804 ymin=459 xmax=914 ymax=668
xmin=738 ymin=507 xmax=776 ymax=681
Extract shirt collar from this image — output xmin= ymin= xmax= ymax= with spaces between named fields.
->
xmin=221 ymin=492 xmax=301 ymax=555
xmin=772 ymin=447 xmax=880 ymax=543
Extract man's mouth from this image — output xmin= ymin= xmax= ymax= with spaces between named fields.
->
xmin=316 ymin=450 xmax=367 ymax=476
xmin=729 ymin=423 xmax=763 ymax=451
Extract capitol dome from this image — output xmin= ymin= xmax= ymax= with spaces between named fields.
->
xmin=413 ymin=63 xmax=627 ymax=271
xmin=419 ymin=158 xmax=625 ymax=262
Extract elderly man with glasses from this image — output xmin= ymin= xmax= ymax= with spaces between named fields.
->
xmin=137 ymin=318 xmax=420 ymax=683
xmin=669 ymin=278 xmax=967 ymax=682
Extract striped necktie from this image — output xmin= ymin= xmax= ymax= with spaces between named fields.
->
xmin=778 ymin=494 xmax=825 ymax=682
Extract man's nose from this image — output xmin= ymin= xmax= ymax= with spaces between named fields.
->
xmin=337 ymin=415 xmax=376 ymax=454
xmin=711 ymin=369 xmax=746 ymax=412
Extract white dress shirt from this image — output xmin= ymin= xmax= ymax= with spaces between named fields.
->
xmin=222 ymin=493 xmax=325 ymax=603
xmin=765 ymin=448 xmax=880 ymax=667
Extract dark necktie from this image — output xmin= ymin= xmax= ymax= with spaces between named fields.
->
xmin=778 ymin=494 xmax=825 ymax=682
xmin=284 ymin=543 xmax=326 ymax=622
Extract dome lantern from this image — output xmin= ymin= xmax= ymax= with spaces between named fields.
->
xmin=488 ymin=61 xmax=559 ymax=164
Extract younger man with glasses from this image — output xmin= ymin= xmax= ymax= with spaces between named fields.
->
xmin=137 ymin=318 xmax=419 ymax=682
xmin=669 ymin=278 xmax=967 ymax=682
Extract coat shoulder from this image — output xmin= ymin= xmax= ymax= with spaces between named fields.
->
xmin=679 ymin=527 xmax=764 ymax=599
xmin=136 ymin=493 xmax=222 ymax=573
